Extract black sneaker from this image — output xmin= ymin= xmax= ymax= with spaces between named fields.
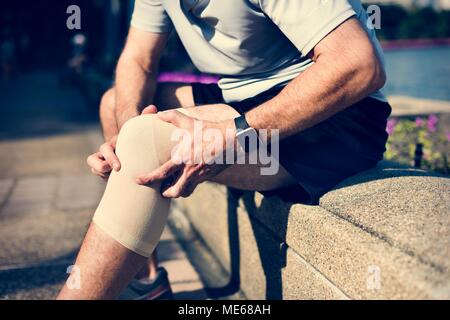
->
xmin=118 ymin=267 xmax=173 ymax=300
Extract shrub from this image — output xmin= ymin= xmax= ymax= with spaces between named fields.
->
xmin=386 ymin=114 xmax=449 ymax=175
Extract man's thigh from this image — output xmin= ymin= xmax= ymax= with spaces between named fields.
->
xmin=106 ymin=83 xmax=195 ymax=111
xmin=177 ymin=104 xmax=297 ymax=192
xmin=154 ymin=83 xmax=195 ymax=109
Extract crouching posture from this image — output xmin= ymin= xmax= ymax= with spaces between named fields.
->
xmin=58 ymin=0 xmax=392 ymax=299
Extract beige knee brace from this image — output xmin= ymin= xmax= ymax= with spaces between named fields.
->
xmin=93 ymin=115 xmax=177 ymax=257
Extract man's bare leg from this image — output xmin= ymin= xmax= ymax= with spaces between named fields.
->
xmin=58 ymin=102 xmax=295 ymax=300
xmin=97 ymin=84 xmax=195 ymax=282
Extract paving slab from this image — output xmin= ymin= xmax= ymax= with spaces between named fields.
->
xmin=55 ymin=174 xmax=104 ymax=211
xmin=0 ymin=71 xmax=210 ymax=300
xmin=0 ymin=179 xmax=14 ymax=205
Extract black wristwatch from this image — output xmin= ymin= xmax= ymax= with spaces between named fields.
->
xmin=234 ymin=115 xmax=258 ymax=153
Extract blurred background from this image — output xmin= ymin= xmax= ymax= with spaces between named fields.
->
xmin=0 ymin=0 xmax=449 ymax=299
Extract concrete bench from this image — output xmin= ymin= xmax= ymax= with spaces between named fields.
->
xmin=174 ymin=161 xmax=450 ymax=299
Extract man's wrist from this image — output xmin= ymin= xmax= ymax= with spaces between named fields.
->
xmin=234 ymin=114 xmax=256 ymax=134
xmin=222 ymin=118 xmax=237 ymax=144
xmin=233 ymin=114 xmax=259 ymax=153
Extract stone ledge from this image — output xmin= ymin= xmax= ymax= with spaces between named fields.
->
xmin=175 ymin=161 xmax=450 ymax=299
xmin=388 ymin=95 xmax=450 ymax=116
xmin=320 ymin=161 xmax=450 ymax=276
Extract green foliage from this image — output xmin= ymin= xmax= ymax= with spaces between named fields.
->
xmin=386 ymin=115 xmax=450 ymax=175
xmin=365 ymin=3 xmax=450 ymax=40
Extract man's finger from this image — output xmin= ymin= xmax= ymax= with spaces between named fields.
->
xmin=91 ymin=168 xmax=109 ymax=180
xmin=99 ymin=143 xmax=121 ymax=171
xmin=157 ymin=110 xmax=193 ymax=128
xmin=92 ymin=167 xmax=111 ymax=177
xmin=161 ymin=173 xmax=190 ymax=198
xmin=180 ymin=181 xmax=197 ymax=198
xmin=87 ymin=153 xmax=112 ymax=173
xmin=136 ymin=160 xmax=180 ymax=185
xmin=141 ymin=104 xmax=158 ymax=115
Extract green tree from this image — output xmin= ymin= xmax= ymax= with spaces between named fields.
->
xmin=399 ymin=7 xmax=440 ymax=39
xmin=435 ymin=10 xmax=450 ymax=38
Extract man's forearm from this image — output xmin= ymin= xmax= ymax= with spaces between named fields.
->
xmin=113 ymin=28 xmax=168 ymax=129
xmin=114 ymin=55 xmax=158 ymax=129
xmin=245 ymin=18 xmax=386 ymax=140
xmin=246 ymin=55 xmax=383 ymax=139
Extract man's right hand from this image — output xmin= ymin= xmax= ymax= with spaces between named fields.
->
xmin=88 ymin=105 xmax=158 ymax=180
xmin=87 ymin=135 xmax=121 ymax=181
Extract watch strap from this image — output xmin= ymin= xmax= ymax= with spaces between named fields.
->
xmin=234 ymin=115 xmax=251 ymax=134
xmin=234 ymin=115 xmax=258 ymax=153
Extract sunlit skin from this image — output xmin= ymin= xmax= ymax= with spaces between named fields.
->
xmin=58 ymin=18 xmax=386 ymax=299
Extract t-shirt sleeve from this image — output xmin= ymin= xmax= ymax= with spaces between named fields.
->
xmin=131 ymin=0 xmax=173 ymax=33
xmin=258 ymin=0 xmax=356 ymax=55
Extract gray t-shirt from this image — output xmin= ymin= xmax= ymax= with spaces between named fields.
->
xmin=132 ymin=0 xmax=386 ymax=103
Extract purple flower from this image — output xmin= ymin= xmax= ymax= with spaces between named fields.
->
xmin=427 ymin=114 xmax=439 ymax=133
xmin=386 ymin=119 xmax=397 ymax=135
xmin=415 ymin=117 xmax=424 ymax=127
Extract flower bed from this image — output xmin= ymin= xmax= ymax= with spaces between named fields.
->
xmin=386 ymin=114 xmax=449 ymax=175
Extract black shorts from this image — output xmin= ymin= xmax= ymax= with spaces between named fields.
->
xmin=192 ymin=83 xmax=391 ymax=204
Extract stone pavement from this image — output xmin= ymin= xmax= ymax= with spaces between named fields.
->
xmin=389 ymin=95 xmax=450 ymax=116
xmin=0 ymin=71 xmax=208 ymax=300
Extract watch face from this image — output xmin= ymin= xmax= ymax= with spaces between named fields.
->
xmin=236 ymin=127 xmax=254 ymax=135
xmin=236 ymin=127 xmax=259 ymax=154
xmin=234 ymin=116 xmax=249 ymax=130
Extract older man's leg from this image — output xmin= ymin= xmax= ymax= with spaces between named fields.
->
xmin=58 ymin=104 xmax=295 ymax=299
xmin=97 ymin=84 xmax=195 ymax=283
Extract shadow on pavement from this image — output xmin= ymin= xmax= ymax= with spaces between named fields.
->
xmin=0 ymin=250 xmax=77 ymax=299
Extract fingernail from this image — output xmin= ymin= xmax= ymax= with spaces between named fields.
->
xmin=113 ymin=162 xmax=120 ymax=170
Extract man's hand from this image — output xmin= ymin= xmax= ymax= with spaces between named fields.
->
xmin=136 ymin=110 xmax=236 ymax=198
xmin=87 ymin=135 xmax=120 ymax=181
xmin=88 ymin=105 xmax=158 ymax=180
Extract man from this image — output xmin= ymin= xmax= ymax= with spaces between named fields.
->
xmin=58 ymin=0 xmax=390 ymax=299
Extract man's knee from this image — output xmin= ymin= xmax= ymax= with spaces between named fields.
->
xmin=93 ymin=113 xmax=174 ymax=258
xmin=100 ymin=88 xmax=116 ymax=119
xmin=115 ymin=115 xmax=176 ymax=171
